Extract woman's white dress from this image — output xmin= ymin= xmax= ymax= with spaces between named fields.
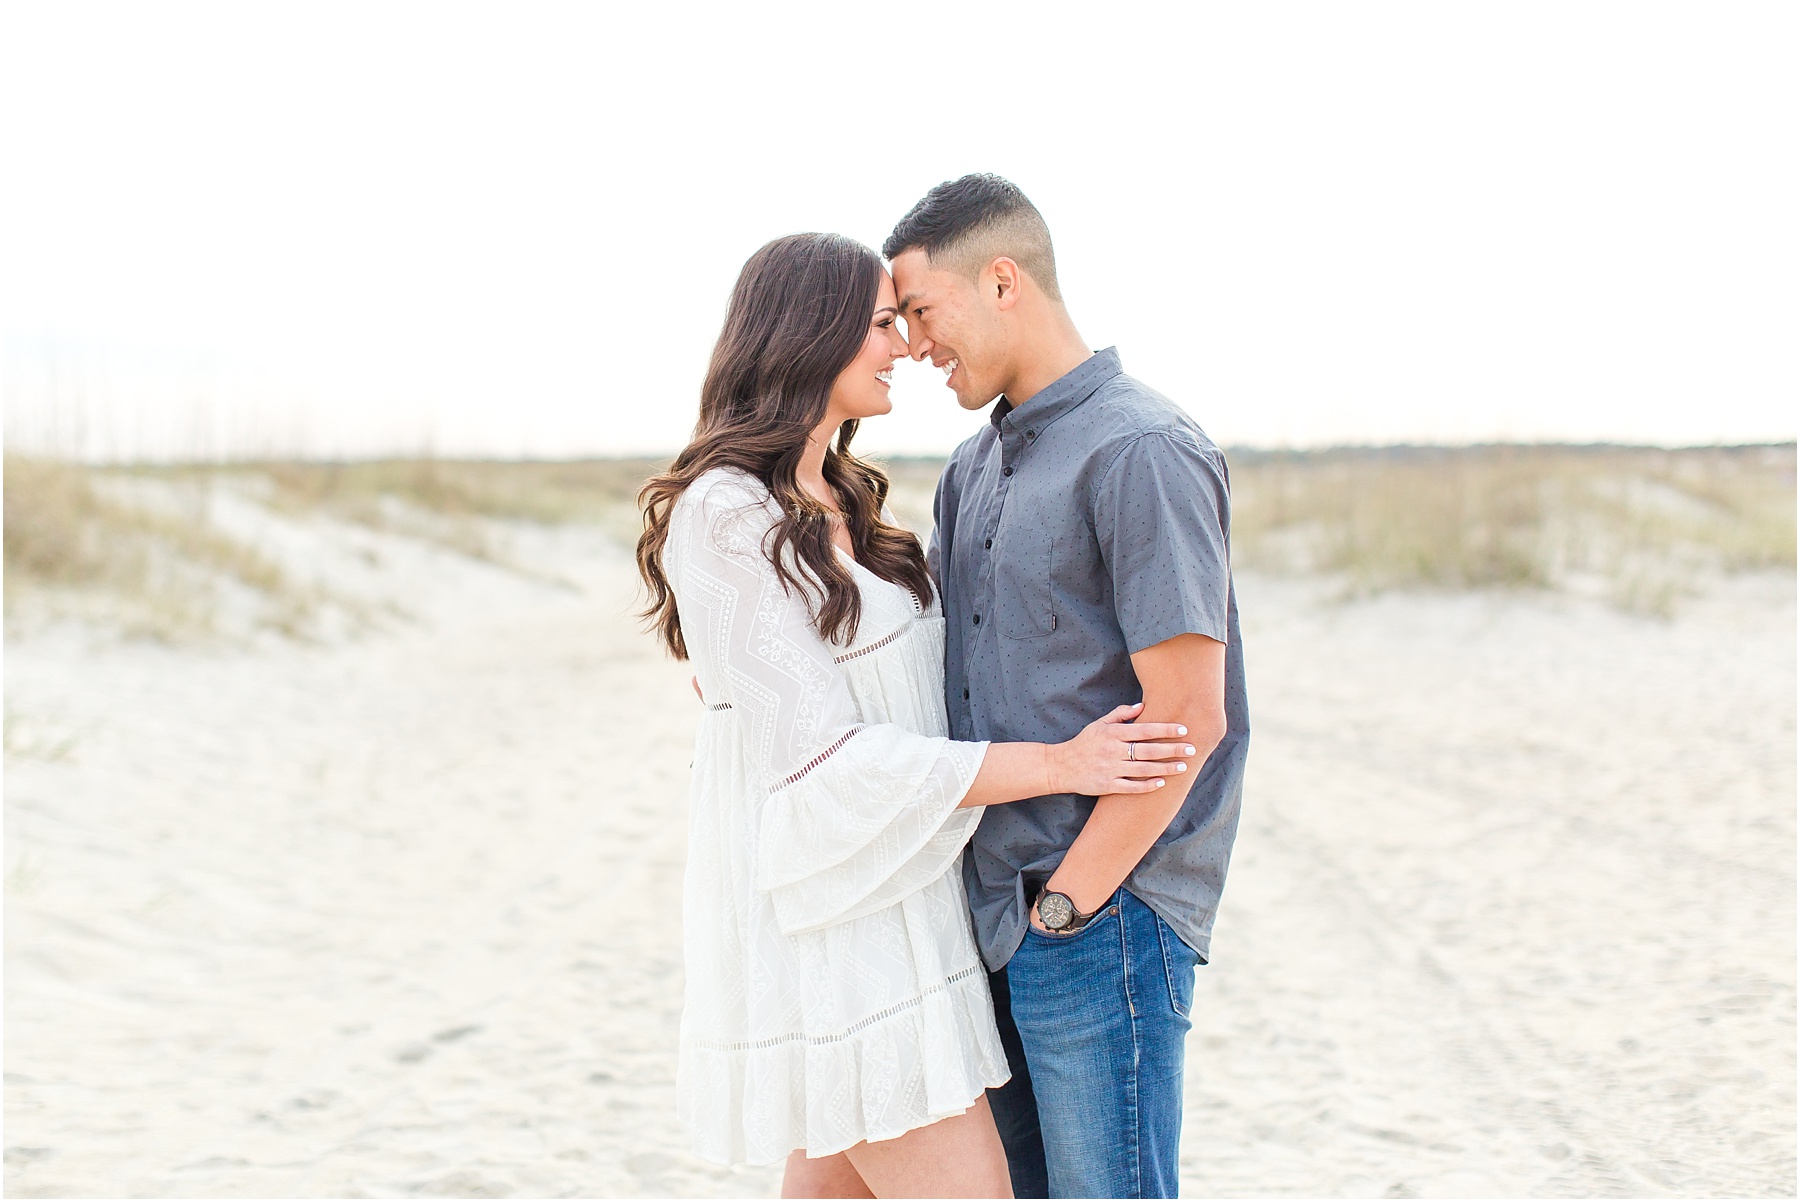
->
xmin=666 ymin=467 xmax=1009 ymax=1167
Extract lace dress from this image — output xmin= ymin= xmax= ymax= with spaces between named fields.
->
xmin=666 ymin=468 xmax=1009 ymax=1167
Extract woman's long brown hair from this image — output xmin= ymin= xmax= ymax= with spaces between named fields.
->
xmin=637 ymin=233 xmax=934 ymax=660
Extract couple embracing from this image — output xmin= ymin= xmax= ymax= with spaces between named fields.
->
xmin=635 ymin=175 xmax=1248 ymax=1199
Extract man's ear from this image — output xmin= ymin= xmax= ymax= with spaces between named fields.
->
xmin=988 ymin=257 xmax=1024 ymax=311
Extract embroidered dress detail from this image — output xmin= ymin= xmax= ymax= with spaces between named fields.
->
xmin=833 ymin=620 xmax=915 ymax=663
xmin=664 ymin=468 xmax=1005 ymax=1168
xmin=768 ymin=726 xmax=863 ymax=793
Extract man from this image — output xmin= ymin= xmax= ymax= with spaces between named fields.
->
xmin=884 ymin=175 xmax=1249 ymax=1199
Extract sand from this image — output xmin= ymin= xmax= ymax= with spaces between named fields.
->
xmin=5 ymin=508 xmax=1793 ymax=1198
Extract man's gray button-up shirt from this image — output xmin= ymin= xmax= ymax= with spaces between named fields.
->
xmin=929 ymin=347 xmax=1250 ymax=971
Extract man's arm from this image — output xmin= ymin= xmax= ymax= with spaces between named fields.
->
xmin=1034 ymin=632 xmax=1228 ymax=924
xmin=1044 ymin=429 xmax=1233 ymax=923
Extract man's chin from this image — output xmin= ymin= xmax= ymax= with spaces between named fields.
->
xmin=952 ymin=384 xmax=996 ymax=412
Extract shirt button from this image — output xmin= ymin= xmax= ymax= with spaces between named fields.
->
xmin=984 ymin=538 xmax=993 ymax=549
xmin=963 ymin=687 xmax=970 ymax=700
xmin=1002 ymin=466 xmax=1013 ymax=477
xmin=973 ymin=614 xmax=981 ymax=625
xmin=1026 ymin=430 xmax=1036 ymax=439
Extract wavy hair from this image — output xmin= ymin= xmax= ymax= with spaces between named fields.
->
xmin=636 ymin=232 xmax=934 ymax=660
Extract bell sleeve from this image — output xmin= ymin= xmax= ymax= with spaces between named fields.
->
xmin=670 ymin=474 xmax=990 ymax=936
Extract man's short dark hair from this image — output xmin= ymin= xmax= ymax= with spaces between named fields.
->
xmin=883 ymin=174 xmax=1062 ymax=301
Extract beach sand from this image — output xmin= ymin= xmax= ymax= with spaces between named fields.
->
xmin=6 ymin=512 xmax=1793 ymax=1197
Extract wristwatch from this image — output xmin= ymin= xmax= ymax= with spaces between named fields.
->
xmin=1035 ymin=886 xmax=1098 ymax=933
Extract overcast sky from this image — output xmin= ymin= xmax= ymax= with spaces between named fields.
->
xmin=2 ymin=2 xmax=1794 ymax=460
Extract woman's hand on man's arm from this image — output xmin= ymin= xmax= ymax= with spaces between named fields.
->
xmin=957 ymin=702 xmax=1194 ymax=810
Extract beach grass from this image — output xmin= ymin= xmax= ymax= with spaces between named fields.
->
xmin=4 ymin=454 xmax=310 ymax=639
xmin=212 ymin=457 xmax=668 ymax=561
xmin=6 ymin=445 xmax=1792 ymax=638
xmin=1227 ymin=444 xmax=1795 ymax=614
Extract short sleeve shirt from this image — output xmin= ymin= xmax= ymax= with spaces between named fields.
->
xmin=930 ymin=347 xmax=1250 ymax=970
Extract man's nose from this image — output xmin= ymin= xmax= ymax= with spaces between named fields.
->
xmin=907 ymin=331 xmax=933 ymax=362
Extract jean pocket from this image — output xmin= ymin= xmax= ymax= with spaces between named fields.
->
xmin=1023 ymin=902 xmax=1119 ymax=944
xmin=1157 ymin=917 xmax=1200 ymax=1019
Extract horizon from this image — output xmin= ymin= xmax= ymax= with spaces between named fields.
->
xmin=14 ymin=438 xmax=1795 ymax=470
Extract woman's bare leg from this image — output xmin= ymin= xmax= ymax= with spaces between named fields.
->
xmin=841 ymin=1094 xmax=1012 ymax=1199
xmin=782 ymin=1149 xmax=875 ymax=1198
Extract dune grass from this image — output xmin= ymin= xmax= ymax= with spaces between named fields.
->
xmin=1228 ymin=444 xmax=1795 ymax=613
xmin=6 ymin=446 xmax=1792 ymax=640
xmin=4 ymin=454 xmax=310 ymax=639
xmin=248 ymin=457 xmax=666 ymax=525
xmin=197 ymin=457 xmax=668 ymax=561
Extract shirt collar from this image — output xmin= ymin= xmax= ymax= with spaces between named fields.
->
xmin=989 ymin=347 xmax=1123 ymax=433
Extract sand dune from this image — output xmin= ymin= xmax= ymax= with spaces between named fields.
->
xmin=5 ymin=509 xmax=1793 ymax=1197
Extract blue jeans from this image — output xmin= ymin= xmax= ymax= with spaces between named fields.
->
xmin=985 ymin=887 xmax=1201 ymax=1199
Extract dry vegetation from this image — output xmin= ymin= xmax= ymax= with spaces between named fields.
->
xmin=247 ymin=457 xmax=666 ymax=551
xmin=4 ymin=455 xmax=310 ymax=639
xmin=1228 ymin=444 xmax=1795 ymax=614
xmin=2 ymin=457 xmax=670 ymax=639
xmin=4 ymin=446 xmax=1792 ymax=640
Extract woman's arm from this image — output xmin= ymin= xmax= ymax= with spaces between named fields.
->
xmin=958 ymin=702 xmax=1193 ymax=809
xmin=689 ymin=673 xmax=1190 ymax=809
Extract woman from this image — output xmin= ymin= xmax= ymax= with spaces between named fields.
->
xmin=636 ymin=233 xmax=1192 ymax=1198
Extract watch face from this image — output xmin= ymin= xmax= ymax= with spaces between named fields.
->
xmin=1039 ymin=891 xmax=1075 ymax=930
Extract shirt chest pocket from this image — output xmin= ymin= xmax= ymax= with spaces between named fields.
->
xmin=993 ymin=517 xmax=1057 ymax=639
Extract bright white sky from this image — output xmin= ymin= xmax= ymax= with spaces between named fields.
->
xmin=2 ymin=2 xmax=1794 ymax=460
